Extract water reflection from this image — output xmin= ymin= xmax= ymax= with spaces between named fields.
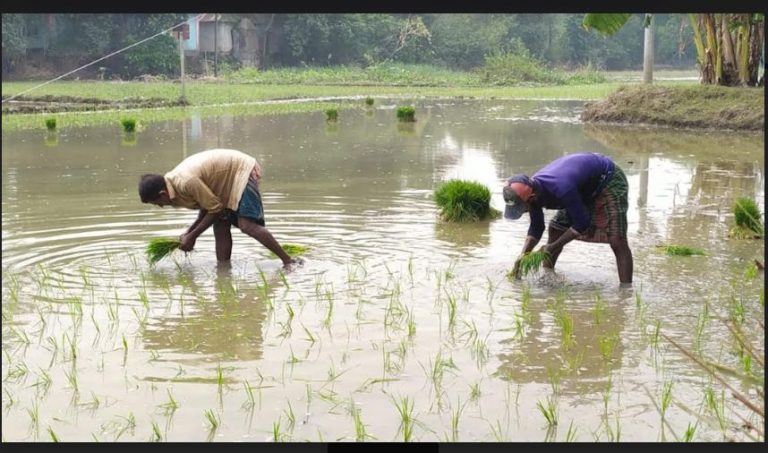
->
xmin=140 ymin=262 xmax=269 ymax=362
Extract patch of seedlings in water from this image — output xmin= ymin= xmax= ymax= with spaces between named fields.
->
xmin=396 ymin=106 xmax=416 ymax=122
xmin=729 ymin=197 xmax=764 ymax=239
xmin=364 ymin=97 xmax=374 ymax=107
xmin=325 ymin=108 xmax=339 ymax=122
xmin=146 ymin=238 xmax=183 ymax=264
xmin=45 ymin=117 xmax=57 ymax=130
xmin=656 ymin=244 xmax=706 ymax=256
xmin=537 ymin=396 xmax=558 ymax=427
xmin=120 ymin=117 xmax=138 ymax=133
xmin=434 ymin=179 xmax=500 ymax=222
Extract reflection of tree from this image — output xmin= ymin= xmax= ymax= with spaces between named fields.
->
xmin=583 ymin=124 xmax=764 ymax=162
xmin=495 ymin=293 xmax=626 ymax=394
xmin=140 ymin=263 xmax=273 ymax=361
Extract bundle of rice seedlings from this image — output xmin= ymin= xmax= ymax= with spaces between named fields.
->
xmin=146 ymin=238 xmax=182 ymax=264
xmin=729 ymin=197 xmax=764 ymax=239
xmin=434 ymin=179 xmax=500 ymax=222
xmin=507 ymin=250 xmax=551 ymax=279
xmin=270 ymin=243 xmax=309 ymax=258
xmin=657 ymin=245 xmax=706 ymax=256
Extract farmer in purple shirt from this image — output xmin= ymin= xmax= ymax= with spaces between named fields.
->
xmin=503 ymin=152 xmax=633 ymax=284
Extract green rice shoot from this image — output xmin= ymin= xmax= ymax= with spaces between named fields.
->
xmin=730 ymin=197 xmax=763 ymax=238
xmin=657 ymin=245 xmax=706 ymax=256
xmin=511 ymin=250 xmax=551 ymax=278
xmin=270 ymin=243 xmax=309 ymax=258
xmin=434 ymin=179 xmax=500 ymax=222
xmin=146 ymin=238 xmax=182 ymax=264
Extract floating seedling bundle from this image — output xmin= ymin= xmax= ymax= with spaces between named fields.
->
xmin=729 ymin=197 xmax=764 ymax=239
xmin=657 ymin=245 xmax=706 ymax=256
xmin=146 ymin=238 xmax=182 ymax=264
xmin=434 ymin=179 xmax=500 ymax=222
xmin=270 ymin=243 xmax=309 ymax=258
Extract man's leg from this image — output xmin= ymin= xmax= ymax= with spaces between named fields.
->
xmin=543 ymin=224 xmax=566 ymax=269
xmin=237 ymin=217 xmax=294 ymax=266
xmin=609 ymin=236 xmax=633 ymax=284
xmin=213 ymin=217 xmax=233 ymax=262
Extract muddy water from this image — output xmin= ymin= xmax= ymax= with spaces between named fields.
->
xmin=2 ymin=99 xmax=764 ymax=442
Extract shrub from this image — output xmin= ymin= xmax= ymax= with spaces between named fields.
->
xmin=434 ymin=179 xmax=499 ymax=222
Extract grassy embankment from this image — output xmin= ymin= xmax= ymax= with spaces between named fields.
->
xmin=0 ymin=64 xmax=728 ymax=131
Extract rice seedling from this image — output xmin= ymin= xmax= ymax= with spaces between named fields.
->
xmin=396 ymin=106 xmax=416 ymax=122
xmin=350 ymin=399 xmax=374 ymax=441
xmin=683 ymin=422 xmax=697 ymax=441
xmin=510 ymin=250 xmax=552 ymax=278
xmin=391 ymin=395 xmax=416 ymax=442
xmin=149 ymin=420 xmax=162 ymax=442
xmin=120 ymin=117 xmax=137 ymax=132
xmin=325 ymin=108 xmax=339 ymax=122
xmin=434 ymin=179 xmax=499 ymax=222
xmin=270 ymin=243 xmax=309 ymax=258
xmin=537 ymin=396 xmax=558 ymax=427
xmin=27 ymin=401 xmax=40 ymax=436
xmin=45 ymin=117 xmax=57 ymax=130
xmin=704 ymin=387 xmax=727 ymax=433
xmin=204 ymin=409 xmax=220 ymax=440
xmin=146 ymin=238 xmax=182 ymax=264
xmin=364 ymin=97 xmax=374 ymax=107
xmin=283 ymin=399 xmax=296 ymax=430
xmin=656 ymin=244 xmax=706 ymax=256
xmin=449 ymin=398 xmax=466 ymax=442
xmin=564 ymin=420 xmax=578 ymax=441
xmin=272 ymin=417 xmax=284 ymax=442
xmin=599 ymin=332 xmax=619 ymax=364
xmin=469 ymin=381 xmax=481 ymax=401
xmin=47 ymin=426 xmax=59 ymax=442
xmin=488 ymin=419 xmax=507 ymax=441
xmin=729 ymin=197 xmax=764 ymax=238
xmin=660 ymin=380 xmax=674 ymax=422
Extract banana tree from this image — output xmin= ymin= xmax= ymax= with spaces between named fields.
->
xmin=583 ymin=13 xmax=765 ymax=87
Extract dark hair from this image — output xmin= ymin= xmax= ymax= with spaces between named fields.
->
xmin=138 ymin=174 xmax=166 ymax=203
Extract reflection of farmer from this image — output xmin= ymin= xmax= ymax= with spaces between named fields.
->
xmin=504 ymin=152 xmax=633 ymax=284
xmin=138 ymin=148 xmax=301 ymax=271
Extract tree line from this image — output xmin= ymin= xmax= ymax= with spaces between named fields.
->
xmin=0 ymin=13 xmax=724 ymax=80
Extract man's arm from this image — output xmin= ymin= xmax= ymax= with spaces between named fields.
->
xmin=185 ymin=209 xmax=207 ymax=235
xmin=179 ymin=211 xmax=220 ymax=252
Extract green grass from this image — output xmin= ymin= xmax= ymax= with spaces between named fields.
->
xmin=146 ymin=238 xmax=182 ymax=264
xmin=581 ymin=84 xmax=764 ymax=131
xmin=657 ymin=245 xmax=706 ymax=256
xmin=433 ymin=179 xmax=499 ymax=222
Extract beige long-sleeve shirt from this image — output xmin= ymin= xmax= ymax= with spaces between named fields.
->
xmin=164 ymin=149 xmax=260 ymax=213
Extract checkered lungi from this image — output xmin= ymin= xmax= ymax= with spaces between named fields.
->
xmin=550 ymin=165 xmax=629 ymax=243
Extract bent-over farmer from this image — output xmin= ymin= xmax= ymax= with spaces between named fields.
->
xmin=138 ymin=148 xmax=302 ymax=271
xmin=503 ymin=151 xmax=633 ymax=284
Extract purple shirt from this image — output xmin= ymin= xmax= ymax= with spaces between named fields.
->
xmin=527 ymin=152 xmax=615 ymax=239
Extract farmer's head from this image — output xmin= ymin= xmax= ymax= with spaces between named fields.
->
xmin=502 ymin=175 xmax=535 ymax=220
xmin=139 ymin=174 xmax=171 ymax=207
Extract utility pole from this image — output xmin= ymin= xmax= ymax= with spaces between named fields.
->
xmin=214 ymin=14 xmax=219 ymax=78
xmin=178 ymin=34 xmax=186 ymax=101
xmin=642 ymin=14 xmax=654 ymax=84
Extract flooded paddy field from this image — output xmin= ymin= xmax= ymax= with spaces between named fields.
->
xmin=2 ymin=99 xmax=763 ymax=442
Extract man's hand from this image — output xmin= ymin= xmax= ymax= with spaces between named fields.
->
xmin=179 ymin=233 xmax=197 ymax=252
xmin=282 ymin=257 xmax=304 ymax=273
xmin=511 ymin=254 xmax=524 ymax=280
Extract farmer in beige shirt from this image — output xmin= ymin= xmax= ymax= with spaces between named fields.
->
xmin=139 ymin=149 xmax=301 ymax=271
